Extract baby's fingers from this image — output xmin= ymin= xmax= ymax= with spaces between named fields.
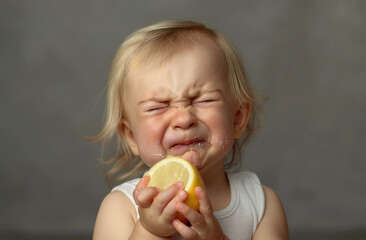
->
xmin=195 ymin=186 xmax=215 ymax=224
xmin=175 ymin=202 xmax=208 ymax=238
xmin=151 ymin=182 xmax=184 ymax=213
xmin=172 ymin=218 xmax=199 ymax=240
xmin=133 ymin=175 xmax=159 ymax=208
xmin=161 ymin=189 xmax=187 ymax=222
xmin=173 ymin=187 xmax=225 ymax=240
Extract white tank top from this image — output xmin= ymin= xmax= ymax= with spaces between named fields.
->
xmin=112 ymin=171 xmax=265 ymax=240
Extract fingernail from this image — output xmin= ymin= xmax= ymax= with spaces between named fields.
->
xmin=172 ymin=219 xmax=179 ymax=225
xmin=196 ymin=186 xmax=203 ymax=193
xmin=179 ymin=190 xmax=186 ymax=197
xmin=176 ymin=182 xmax=184 ymax=188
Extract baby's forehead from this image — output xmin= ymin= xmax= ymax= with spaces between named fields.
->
xmin=128 ymin=38 xmax=224 ymax=77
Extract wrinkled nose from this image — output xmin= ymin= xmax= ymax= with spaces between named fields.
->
xmin=171 ymin=107 xmax=197 ymax=130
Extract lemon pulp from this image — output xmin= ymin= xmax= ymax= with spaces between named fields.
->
xmin=146 ymin=157 xmax=206 ymax=220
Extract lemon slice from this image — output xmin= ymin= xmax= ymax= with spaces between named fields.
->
xmin=146 ymin=157 xmax=206 ymax=220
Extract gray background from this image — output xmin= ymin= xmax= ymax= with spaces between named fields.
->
xmin=1 ymin=1 xmax=365 ymax=239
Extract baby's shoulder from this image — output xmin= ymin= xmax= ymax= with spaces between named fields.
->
xmin=96 ymin=178 xmax=141 ymax=224
xmin=101 ymin=189 xmax=138 ymax=221
xmin=108 ymin=178 xmax=141 ymax=218
xmin=93 ymin=190 xmax=138 ymax=239
xmin=112 ymin=178 xmax=140 ymax=199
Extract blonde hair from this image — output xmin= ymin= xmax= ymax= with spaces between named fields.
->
xmin=95 ymin=20 xmax=262 ymax=187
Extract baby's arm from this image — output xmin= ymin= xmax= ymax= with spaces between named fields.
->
xmin=93 ymin=190 xmax=170 ymax=240
xmin=252 ymin=186 xmax=289 ymax=240
xmin=93 ymin=176 xmax=186 ymax=240
xmin=93 ymin=191 xmax=141 ymax=239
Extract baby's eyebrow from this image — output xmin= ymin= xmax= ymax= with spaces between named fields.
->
xmin=138 ymin=89 xmax=223 ymax=105
xmin=204 ymin=89 xmax=223 ymax=94
xmin=193 ymin=89 xmax=223 ymax=97
xmin=138 ymin=97 xmax=169 ymax=105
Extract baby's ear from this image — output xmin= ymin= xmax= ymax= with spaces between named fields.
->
xmin=234 ymin=103 xmax=251 ymax=139
xmin=118 ymin=119 xmax=139 ymax=156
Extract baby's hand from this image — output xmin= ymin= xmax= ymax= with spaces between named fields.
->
xmin=133 ymin=175 xmax=187 ymax=237
xmin=172 ymin=186 xmax=228 ymax=240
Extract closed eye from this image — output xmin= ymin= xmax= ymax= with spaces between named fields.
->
xmin=192 ymin=91 xmax=221 ymax=105
xmin=146 ymin=106 xmax=166 ymax=112
xmin=199 ymin=99 xmax=215 ymax=103
xmin=144 ymin=103 xmax=169 ymax=113
xmin=193 ymin=98 xmax=217 ymax=105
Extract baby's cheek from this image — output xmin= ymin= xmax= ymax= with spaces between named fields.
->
xmin=135 ymin=125 xmax=166 ymax=166
xmin=213 ymin=128 xmax=235 ymax=153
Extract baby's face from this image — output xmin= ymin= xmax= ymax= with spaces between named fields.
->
xmin=122 ymin=43 xmax=245 ymax=175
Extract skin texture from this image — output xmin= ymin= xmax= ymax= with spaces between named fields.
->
xmin=93 ymin=40 xmax=289 ymax=240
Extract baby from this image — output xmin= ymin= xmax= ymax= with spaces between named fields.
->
xmin=93 ymin=20 xmax=289 ymax=240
